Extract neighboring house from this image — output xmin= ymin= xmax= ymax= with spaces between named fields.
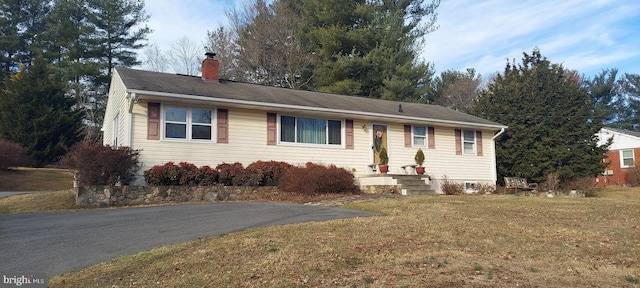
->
xmin=102 ymin=55 xmax=507 ymax=193
xmin=595 ymin=127 xmax=640 ymax=187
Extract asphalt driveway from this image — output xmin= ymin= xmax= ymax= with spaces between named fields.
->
xmin=0 ymin=202 xmax=378 ymax=279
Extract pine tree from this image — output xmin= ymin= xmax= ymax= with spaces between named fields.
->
xmin=0 ymin=55 xmax=83 ymax=167
xmin=297 ymin=0 xmax=438 ymax=100
xmin=473 ymin=49 xmax=608 ymax=185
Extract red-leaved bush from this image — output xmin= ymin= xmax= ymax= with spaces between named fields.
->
xmin=61 ymin=142 xmax=140 ymax=185
xmin=245 ymin=160 xmax=292 ymax=186
xmin=0 ymin=140 xmax=29 ymax=169
xmin=277 ymin=162 xmax=361 ymax=195
xmin=144 ymin=161 xmax=291 ymax=186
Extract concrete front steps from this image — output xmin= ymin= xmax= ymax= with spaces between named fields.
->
xmin=392 ymin=175 xmax=437 ymax=196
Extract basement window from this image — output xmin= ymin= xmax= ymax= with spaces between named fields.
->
xmin=464 ymin=181 xmax=479 ymax=193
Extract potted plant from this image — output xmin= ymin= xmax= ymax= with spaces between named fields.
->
xmin=414 ymin=148 xmax=425 ymax=175
xmin=378 ymin=147 xmax=389 ymax=174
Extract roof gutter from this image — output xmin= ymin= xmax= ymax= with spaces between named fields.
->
xmin=128 ymin=93 xmax=138 ymax=113
xmin=128 ymin=89 xmax=508 ymax=130
xmin=490 ymin=127 xmax=506 ymax=184
xmin=492 ymin=127 xmax=506 ymax=140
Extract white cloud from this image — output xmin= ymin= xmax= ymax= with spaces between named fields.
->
xmin=422 ymin=0 xmax=640 ymax=77
xmin=142 ymin=0 xmax=640 ymax=78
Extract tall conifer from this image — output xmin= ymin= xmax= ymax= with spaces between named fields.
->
xmin=0 ymin=55 xmax=83 ymax=166
xmin=473 ymin=49 xmax=608 ymax=185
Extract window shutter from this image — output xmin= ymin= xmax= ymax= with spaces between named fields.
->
xmin=267 ymin=113 xmax=277 ymax=145
xmin=476 ymin=130 xmax=483 ymax=156
xmin=217 ymin=109 xmax=228 ymax=143
xmin=404 ymin=125 xmax=411 ymax=148
xmin=346 ymin=120 xmax=354 ymax=149
xmin=428 ymin=127 xmax=435 ymax=149
xmin=147 ymin=102 xmax=160 ymax=140
xmin=455 ymin=129 xmax=462 ymax=155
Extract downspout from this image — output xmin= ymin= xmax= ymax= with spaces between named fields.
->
xmin=491 ymin=127 xmax=507 ymax=184
xmin=127 ymin=93 xmax=137 ymax=146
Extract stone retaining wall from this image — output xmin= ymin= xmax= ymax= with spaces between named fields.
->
xmin=74 ymin=185 xmax=279 ymax=206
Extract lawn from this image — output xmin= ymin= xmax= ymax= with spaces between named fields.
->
xmin=0 ymin=167 xmax=73 ymax=191
xmin=47 ymin=187 xmax=640 ymax=288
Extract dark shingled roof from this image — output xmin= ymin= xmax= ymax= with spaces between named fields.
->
xmin=605 ymin=127 xmax=640 ymax=138
xmin=115 ymin=67 xmax=506 ymax=129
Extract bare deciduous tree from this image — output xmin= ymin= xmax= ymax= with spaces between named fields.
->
xmin=168 ymin=36 xmax=203 ymax=76
xmin=435 ymin=68 xmax=481 ymax=112
xmin=223 ymin=0 xmax=314 ymax=88
xmin=205 ymin=27 xmax=239 ymax=80
xmin=142 ymin=44 xmax=168 ymax=72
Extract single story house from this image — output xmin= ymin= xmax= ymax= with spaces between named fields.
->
xmin=595 ymin=127 xmax=640 ymax=186
xmin=102 ymin=55 xmax=507 ymax=193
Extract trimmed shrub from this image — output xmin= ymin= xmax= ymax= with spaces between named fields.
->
xmin=278 ymin=162 xmax=360 ymax=195
xmin=177 ymin=162 xmax=199 ymax=185
xmin=197 ymin=165 xmax=218 ymax=185
xmin=245 ymin=160 xmax=292 ymax=186
xmin=0 ymin=140 xmax=29 ymax=169
xmin=62 ymin=142 xmax=140 ymax=185
xmin=216 ymin=162 xmax=247 ymax=186
xmin=144 ymin=161 xmax=293 ymax=186
xmin=145 ymin=162 xmax=216 ymax=186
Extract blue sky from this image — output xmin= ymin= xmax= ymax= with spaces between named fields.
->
xmin=144 ymin=0 xmax=640 ymax=79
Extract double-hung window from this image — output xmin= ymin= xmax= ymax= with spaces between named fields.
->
xmin=463 ymin=130 xmax=476 ymax=154
xmin=413 ymin=126 xmax=427 ymax=147
xmin=164 ymin=106 xmax=213 ymax=140
xmin=621 ymin=149 xmax=635 ymax=168
xmin=280 ymin=116 xmax=342 ymax=145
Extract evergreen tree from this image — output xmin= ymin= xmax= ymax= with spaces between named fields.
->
xmin=473 ymin=49 xmax=608 ymax=185
xmin=89 ymin=0 xmax=151 ymax=82
xmin=0 ymin=0 xmax=50 ymax=80
xmin=223 ymin=0 xmax=438 ymax=100
xmin=583 ymin=69 xmax=623 ymax=126
xmin=0 ymin=55 xmax=83 ymax=167
xmin=616 ymin=73 xmax=640 ymax=131
xmin=296 ymin=0 xmax=438 ymax=100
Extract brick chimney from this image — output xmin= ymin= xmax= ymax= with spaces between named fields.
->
xmin=202 ymin=52 xmax=219 ymax=83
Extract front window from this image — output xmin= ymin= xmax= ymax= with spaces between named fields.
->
xmin=621 ymin=149 xmax=635 ymax=168
xmin=463 ymin=130 xmax=476 ymax=154
xmin=164 ymin=106 xmax=213 ymax=140
xmin=280 ymin=116 xmax=342 ymax=145
xmin=413 ymin=126 xmax=426 ymax=147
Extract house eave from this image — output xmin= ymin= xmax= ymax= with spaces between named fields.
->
xmin=129 ymin=89 xmax=507 ymax=130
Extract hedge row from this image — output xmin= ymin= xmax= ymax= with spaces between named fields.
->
xmin=143 ymin=161 xmax=292 ymax=186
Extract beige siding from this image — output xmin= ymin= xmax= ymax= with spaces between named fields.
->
xmin=132 ymin=104 xmax=371 ymax=174
xmin=102 ymin=72 xmax=129 ymax=147
xmin=128 ymin=100 xmax=498 ymax=186
xmin=382 ymin=124 xmax=496 ymax=183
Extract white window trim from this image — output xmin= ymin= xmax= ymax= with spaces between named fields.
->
xmin=277 ymin=114 xmax=345 ymax=148
xmin=162 ymin=105 xmax=216 ymax=142
xmin=620 ymin=149 xmax=635 ymax=168
xmin=112 ymin=113 xmax=119 ymax=147
xmin=462 ymin=129 xmax=476 ymax=155
xmin=412 ymin=125 xmax=427 ymax=148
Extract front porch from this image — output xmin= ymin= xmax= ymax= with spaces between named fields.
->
xmin=357 ymin=174 xmax=437 ymax=196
